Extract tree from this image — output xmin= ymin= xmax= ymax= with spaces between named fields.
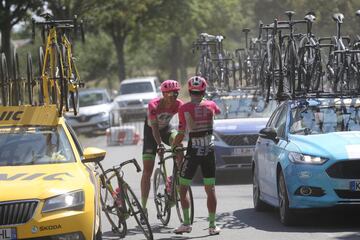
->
xmin=91 ymin=0 xmax=165 ymax=83
xmin=0 ymin=0 xmax=43 ymax=61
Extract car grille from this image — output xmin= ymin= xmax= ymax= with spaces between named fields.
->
xmin=334 ymin=190 xmax=360 ymax=199
xmin=222 ymin=156 xmax=252 ymax=165
xmin=127 ymin=100 xmax=142 ymax=106
xmin=326 ymin=160 xmax=360 ymax=179
xmin=0 ymin=200 xmax=38 ymax=226
xmin=219 ymin=134 xmax=258 ymax=146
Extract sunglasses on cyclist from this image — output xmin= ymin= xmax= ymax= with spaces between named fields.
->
xmin=165 ymin=91 xmax=179 ymax=97
xmin=189 ymin=90 xmax=205 ymax=96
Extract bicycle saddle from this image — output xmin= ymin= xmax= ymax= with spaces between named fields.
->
xmin=304 ymin=12 xmax=316 ymax=22
xmin=332 ymin=13 xmax=344 ymax=23
xmin=356 ymin=10 xmax=360 ymax=17
xmin=242 ymin=28 xmax=250 ymax=33
xmin=40 ymin=12 xmax=53 ymax=20
xmin=285 ymin=11 xmax=296 ymax=19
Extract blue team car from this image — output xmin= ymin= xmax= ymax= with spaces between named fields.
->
xmin=253 ymin=97 xmax=360 ymax=225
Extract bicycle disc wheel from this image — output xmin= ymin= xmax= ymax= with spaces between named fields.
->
xmin=153 ymin=168 xmax=171 ymax=226
xmin=174 ymin=176 xmax=194 ymax=224
xmin=100 ymin=180 xmax=127 ymax=238
xmin=124 ymin=185 xmax=153 ymax=240
xmin=26 ymin=53 xmax=34 ymax=105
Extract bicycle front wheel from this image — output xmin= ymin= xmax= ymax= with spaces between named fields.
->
xmin=100 ymin=180 xmax=127 ymax=238
xmin=174 ymin=178 xmax=194 ymax=224
xmin=0 ymin=53 xmax=9 ymax=106
xmin=153 ymin=168 xmax=171 ymax=226
xmin=124 ymin=184 xmax=153 ymax=240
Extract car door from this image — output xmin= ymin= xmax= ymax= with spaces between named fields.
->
xmin=265 ymin=103 xmax=289 ymax=199
xmin=257 ymin=104 xmax=284 ymax=196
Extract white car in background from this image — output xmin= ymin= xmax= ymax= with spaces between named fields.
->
xmin=65 ymin=88 xmax=119 ymax=136
xmin=114 ymin=76 xmax=161 ymax=122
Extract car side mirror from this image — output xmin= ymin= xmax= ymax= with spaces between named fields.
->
xmin=82 ymin=147 xmax=106 ymax=163
xmin=259 ymin=127 xmax=279 ymax=143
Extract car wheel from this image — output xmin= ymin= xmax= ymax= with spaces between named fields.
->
xmin=277 ymin=170 xmax=295 ymax=226
xmin=252 ymin=164 xmax=268 ymax=211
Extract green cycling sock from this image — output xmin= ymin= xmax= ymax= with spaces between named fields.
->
xmin=141 ymin=197 xmax=147 ymax=209
xmin=183 ymin=208 xmax=190 ymax=225
xmin=209 ymin=212 xmax=216 ymax=228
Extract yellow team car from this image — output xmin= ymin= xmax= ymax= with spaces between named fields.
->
xmin=0 ymin=105 xmax=104 ymax=240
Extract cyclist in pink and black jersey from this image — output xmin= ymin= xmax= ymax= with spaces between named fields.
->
xmin=172 ymin=76 xmax=221 ymax=235
xmin=140 ymin=79 xmax=184 ymax=219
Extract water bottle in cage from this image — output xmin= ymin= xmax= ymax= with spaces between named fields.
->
xmin=112 ymin=187 xmax=123 ymax=207
xmin=166 ymin=176 xmax=172 ymax=194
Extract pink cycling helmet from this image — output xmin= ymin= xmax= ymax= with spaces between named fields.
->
xmin=160 ymin=80 xmax=181 ymax=92
xmin=187 ymin=76 xmax=207 ymax=92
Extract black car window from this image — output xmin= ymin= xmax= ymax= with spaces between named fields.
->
xmin=267 ymin=103 xmax=285 ymax=128
xmin=274 ymin=105 xmax=288 ymax=138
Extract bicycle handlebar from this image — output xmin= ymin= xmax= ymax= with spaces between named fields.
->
xmin=104 ymin=158 xmax=142 ymax=174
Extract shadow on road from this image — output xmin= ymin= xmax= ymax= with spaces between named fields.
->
xmin=193 ymin=168 xmax=252 ymax=186
xmin=213 ymin=206 xmax=360 ymax=234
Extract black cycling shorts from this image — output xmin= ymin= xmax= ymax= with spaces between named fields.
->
xmin=142 ymin=119 xmax=174 ymax=157
xmin=179 ymin=147 xmax=216 ymax=181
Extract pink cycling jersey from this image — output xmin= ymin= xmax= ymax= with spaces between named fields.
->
xmin=178 ymin=100 xmax=221 ymax=134
xmin=147 ymin=98 xmax=184 ymax=130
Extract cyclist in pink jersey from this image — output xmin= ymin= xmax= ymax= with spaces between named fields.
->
xmin=172 ymin=76 xmax=221 ymax=235
xmin=140 ymin=79 xmax=184 ymax=221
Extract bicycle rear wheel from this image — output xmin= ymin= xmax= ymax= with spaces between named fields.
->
xmin=99 ymin=178 xmax=127 ymax=238
xmin=0 ymin=53 xmax=9 ymax=106
xmin=153 ymin=168 xmax=171 ymax=226
xmin=174 ymin=175 xmax=194 ymax=224
xmin=38 ymin=47 xmax=45 ymax=105
xmin=26 ymin=53 xmax=35 ymax=105
xmin=11 ymin=50 xmax=21 ymax=105
xmin=124 ymin=184 xmax=153 ymax=240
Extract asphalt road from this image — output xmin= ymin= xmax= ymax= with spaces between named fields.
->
xmin=80 ymin=134 xmax=360 ymax=240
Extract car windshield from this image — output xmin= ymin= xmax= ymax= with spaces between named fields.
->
xmin=213 ymin=95 xmax=277 ymax=119
xmin=290 ymin=98 xmax=360 ymax=135
xmin=79 ymin=92 xmax=108 ymax=107
xmin=0 ymin=126 xmax=75 ymax=166
xmin=120 ymin=82 xmax=153 ymax=94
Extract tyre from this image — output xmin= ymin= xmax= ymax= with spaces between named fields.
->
xmin=277 ymin=171 xmax=295 ymax=226
xmin=26 ymin=53 xmax=34 ymax=105
xmin=70 ymin=89 xmax=79 ymax=116
xmin=38 ymin=47 xmax=45 ymax=105
xmin=55 ymin=44 xmax=65 ymax=116
xmin=174 ymin=174 xmax=194 ymax=224
xmin=0 ymin=53 xmax=9 ymax=106
xmin=124 ymin=185 xmax=153 ymax=240
xmin=153 ymin=168 xmax=171 ymax=226
xmin=99 ymin=179 xmax=127 ymax=238
xmin=252 ymin=164 xmax=268 ymax=211
xmin=12 ymin=50 xmax=21 ymax=105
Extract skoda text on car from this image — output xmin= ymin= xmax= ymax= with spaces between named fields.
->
xmin=253 ymin=97 xmax=360 ymax=225
xmin=65 ymin=88 xmax=119 ymax=135
xmin=211 ymin=90 xmax=277 ymax=174
xmin=0 ymin=105 xmax=104 ymax=239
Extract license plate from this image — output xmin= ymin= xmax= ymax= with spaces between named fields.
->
xmin=232 ymin=147 xmax=254 ymax=156
xmin=350 ymin=181 xmax=360 ymax=191
xmin=0 ymin=228 xmax=16 ymax=240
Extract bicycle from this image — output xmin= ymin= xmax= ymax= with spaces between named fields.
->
xmin=153 ymin=147 xmax=194 ymax=226
xmin=97 ymin=158 xmax=153 ymax=240
xmin=32 ymin=13 xmax=84 ymax=116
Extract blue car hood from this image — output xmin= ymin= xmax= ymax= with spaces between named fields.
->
xmin=289 ymin=131 xmax=360 ymax=160
xmin=214 ymin=118 xmax=268 ymax=134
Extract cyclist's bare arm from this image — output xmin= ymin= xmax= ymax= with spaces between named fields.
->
xmin=172 ymin=132 xmax=185 ymax=148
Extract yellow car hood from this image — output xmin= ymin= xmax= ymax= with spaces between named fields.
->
xmin=0 ymin=163 xmax=92 ymax=201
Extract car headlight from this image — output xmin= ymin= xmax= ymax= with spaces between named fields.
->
xmin=288 ymin=152 xmax=328 ymax=165
xmin=42 ymin=190 xmax=85 ymax=213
